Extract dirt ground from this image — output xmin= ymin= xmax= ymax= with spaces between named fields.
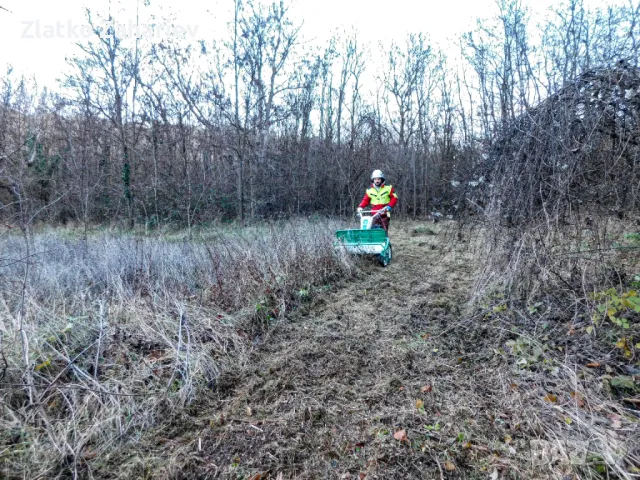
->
xmin=110 ymin=220 xmax=637 ymax=479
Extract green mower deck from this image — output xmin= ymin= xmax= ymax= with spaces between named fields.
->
xmin=334 ymin=228 xmax=392 ymax=266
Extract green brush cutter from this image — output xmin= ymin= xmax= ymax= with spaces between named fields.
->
xmin=334 ymin=210 xmax=393 ymax=266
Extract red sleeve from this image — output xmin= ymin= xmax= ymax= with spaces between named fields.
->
xmin=388 ymin=186 xmax=398 ymax=208
xmin=358 ymin=191 xmax=371 ymax=208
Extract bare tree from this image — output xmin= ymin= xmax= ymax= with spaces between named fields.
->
xmin=381 ymin=33 xmax=432 ymax=216
xmin=64 ymin=8 xmax=142 ymax=228
xmin=237 ymin=0 xmax=301 ymax=218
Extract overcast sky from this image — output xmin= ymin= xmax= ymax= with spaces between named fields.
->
xmin=0 ymin=0 xmax=627 ymax=90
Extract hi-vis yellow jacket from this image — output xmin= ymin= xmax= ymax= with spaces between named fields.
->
xmin=358 ymin=183 xmax=398 ymax=211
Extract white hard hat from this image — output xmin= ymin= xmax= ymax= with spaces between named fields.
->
xmin=371 ymin=169 xmax=385 ymax=180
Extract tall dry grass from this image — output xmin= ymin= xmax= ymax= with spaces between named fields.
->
xmin=470 ymin=216 xmax=640 ymax=478
xmin=0 ymin=218 xmax=354 ymax=478
xmin=474 ymin=215 xmax=640 ymax=302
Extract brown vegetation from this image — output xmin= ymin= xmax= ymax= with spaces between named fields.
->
xmin=32 ymin=220 xmax=634 ymax=480
xmin=1 ymin=0 xmax=640 ymax=478
xmin=0 ymin=219 xmax=353 ymax=478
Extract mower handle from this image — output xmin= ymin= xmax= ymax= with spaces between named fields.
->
xmin=357 ymin=209 xmax=385 ymax=216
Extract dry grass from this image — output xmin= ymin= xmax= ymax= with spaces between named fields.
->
xmin=102 ymin=220 xmax=637 ymax=479
xmin=471 ymin=215 xmax=640 ymax=479
xmin=474 ymin=215 xmax=640 ymax=301
xmin=0 ymin=218 xmax=355 ymax=479
xmin=1 ymin=218 xmax=638 ymax=479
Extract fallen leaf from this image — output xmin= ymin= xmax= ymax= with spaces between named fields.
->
xmin=420 ymin=333 xmax=430 ymax=340
xmin=565 ymin=417 xmax=573 ymax=425
xmin=35 ymin=359 xmax=52 ymax=371
xmin=586 ymin=362 xmax=601 ymax=368
xmin=510 ymin=383 xmax=518 ymax=390
xmin=463 ymin=441 xmax=472 ymax=449
xmin=544 ymin=394 xmax=558 ymax=403
xmin=359 ymin=473 xmax=366 ymax=480
xmin=570 ymin=391 xmax=585 ymax=408
xmin=393 ymin=429 xmax=407 ymax=441
xmin=504 ymin=434 xmax=512 ymax=444
xmin=610 ymin=376 xmax=635 ymax=388
xmin=444 ymin=461 xmax=456 ymax=471
xmin=608 ymin=415 xmax=622 ymax=429
xmin=82 ymin=450 xmax=98 ymax=460
xmin=416 ymin=399 xmax=424 ymax=410
xmin=147 ymin=350 xmax=165 ymax=360
xmin=246 ymin=406 xmax=252 ymax=416
xmin=421 ymin=385 xmax=433 ymax=393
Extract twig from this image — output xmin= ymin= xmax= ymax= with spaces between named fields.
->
xmin=17 ymin=216 xmax=33 ymax=403
xmin=0 ymin=331 xmax=7 ymax=382
xmin=0 ymin=248 xmax=63 ymax=268
xmin=434 ymin=457 xmax=445 ymax=480
xmin=40 ymin=339 xmax=99 ymax=397
xmin=94 ymin=301 xmax=106 ymax=379
xmin=2 ymin=383 xmax=153 ymax=397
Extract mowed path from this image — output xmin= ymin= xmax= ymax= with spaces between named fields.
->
xmin=141 ymin=221 xmax=534 ymax=479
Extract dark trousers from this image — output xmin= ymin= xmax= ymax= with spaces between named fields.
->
xmin=372 ymin=213 xmax=390 ymax=233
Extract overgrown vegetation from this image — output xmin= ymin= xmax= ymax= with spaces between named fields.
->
xmin=2 ymin=0 xmax=640 ymax=226
xmin=96 ymin=221 xmax=635 ymax=480
xmin=0 ymin=218 xmax=354 ymax=478
xmin=468 ymin=59 xmax=640 ymax=479
xmin=1 ymin=0 xmax=639 ymax=477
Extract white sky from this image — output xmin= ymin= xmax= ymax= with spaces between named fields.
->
xmin=0 ymin=0 xmax=628 ymax=90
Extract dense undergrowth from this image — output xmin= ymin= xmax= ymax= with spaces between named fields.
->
xmin=116 ymin=219 xmax=638 ymax=480
xmin=0 ymin=218 xmax=355 ymax=479
xmin=1 ymin=216 xmax=639 ymax=479
xmin=470 ymin=215 xmax=640 ymax=478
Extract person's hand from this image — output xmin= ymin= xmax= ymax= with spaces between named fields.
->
xmin=357 ymin=207 xmax=363 ymax=213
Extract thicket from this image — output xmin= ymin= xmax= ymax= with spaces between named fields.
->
xmin=472 ymin=60 xmax=640 ymax=480
xmin=479 ymin=60 xmax=640 ymax=302
xmin=2 ymin=0 xmax=638 ymax=229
